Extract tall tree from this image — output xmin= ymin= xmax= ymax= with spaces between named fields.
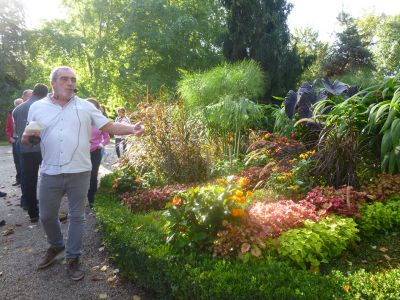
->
xmin=222 ymin=0 xmax=302 ymax=100
xmin=374 ymin=15 xmax=400 ymax=76
xmin=0 ymin=0 xmax=27 ymax=138
xmin=291 ymin=27 xmax=328 ymax=83
xmin=322 ymin=12 xmax=373 ymax=77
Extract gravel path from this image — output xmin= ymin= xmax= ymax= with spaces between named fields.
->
xmin=0 ymin=144 xmax=153 ymax=300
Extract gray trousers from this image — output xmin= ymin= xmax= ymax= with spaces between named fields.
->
xmin=39 ymin=172 xmax=90 ymax=259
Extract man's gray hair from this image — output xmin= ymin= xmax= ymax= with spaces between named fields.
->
xmin=49 ymin=66 xmax=75 ymax=82
xmin=22 ymin=90 xmax=33 ymax=97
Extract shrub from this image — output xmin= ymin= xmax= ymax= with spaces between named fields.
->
xmin=126 ymin=103 xmax=213 ymax=184
xmin=356 ymin=198 xmax=400 ymax=237
xmin=164 ymin=177 xmax=252 ymax=250
xmin=95 ymin=192 xmax=345 ymax=299
xmin=274 ymin=216 xmax=360 ymax=270
xmin=211 ymin=218 xmax=266 ymax=259
xmin=248 ymin=200 xmax=319 ymax=238
xmin=120 ymin=183 xmax=196 ymax=213
xmin=363 ymin=173 xmax=400 ymax=201
xmin=299 ymin=186 xmax=365 ymax=217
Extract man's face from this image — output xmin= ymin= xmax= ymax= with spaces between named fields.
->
xmin=51 ymin=69 xmax=77 ymax=100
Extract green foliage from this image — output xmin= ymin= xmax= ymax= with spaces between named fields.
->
xmin=178 ymin=60 xmax=266 ymax=109
xmin=312 ymin=95 xmax=370 ymax=187
xmin=374 ymin=15 xmax=400 ymax=76
xmin=274 ymin=216 xmax=360 ymax=269
xmin=356 ymin=198 xmax=400 ymax=237
xmin=367 ymin=74 xmax=400 ymax=173
xmin=0 ymin=0 xmax=27 ymax=136
xmin=126 ymin=103 xmax=213 ymax=184
xmin=95 ymin=183 xmax=400 ymax=299
xmin=210 ymin=158 xmax=245 ymax=177
xmin=321 ymin=12 xmax=373 ymax=77
xmin=24 ymin=0 xmax=226 ymax=108
xmin=222 ymin=0 xmax=303 ymax=99
xmin=164 ymin=178 xmax=251 ymax=250
xmin=95 ymin=190 xmax=345 ymax=299
xmin=111 ymin=166 xmax=141 ymax=194
xmin=291 ymin=27 xmax=329 ymax=84
xmin=331 ymin=269 xmax=400 ymax=299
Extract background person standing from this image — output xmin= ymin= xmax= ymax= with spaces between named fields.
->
xmin=114 ymin=107 xmax=131 ymax=158
xmin=5 ymin=98 xmax=23 ymax=187
xmin=13 ymin=84 xmax=48 ymax=222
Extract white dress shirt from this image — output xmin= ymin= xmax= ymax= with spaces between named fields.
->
xmin=27 ymin=95 xmax=109 ymax=175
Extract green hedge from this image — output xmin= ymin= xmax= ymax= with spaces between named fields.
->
xmin=95 ymin=182 xmax=400 ymax=299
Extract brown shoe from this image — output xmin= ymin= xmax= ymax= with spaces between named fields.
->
xmin=38 ymin=245 xmax=65 ymax=269
xmin=66 ymin=258 xmax=85 ymax=281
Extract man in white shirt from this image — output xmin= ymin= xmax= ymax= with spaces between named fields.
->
xmin=22 ymin=66 xmax=144 ymax=281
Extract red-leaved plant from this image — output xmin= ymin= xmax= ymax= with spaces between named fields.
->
xmin=248 ymin=200 xmax=319 ymax=238
xmin=299 ymin=186 xmax=366 ymax=217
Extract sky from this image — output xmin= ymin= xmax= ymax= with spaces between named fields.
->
xmin=20 ymin=0 xmax=400 ymax=42
xmin=287 ymin=0 xmax=400 ymax=41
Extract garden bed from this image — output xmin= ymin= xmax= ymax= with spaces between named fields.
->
xmin=95 ymin=186 xmax=400 ymax=299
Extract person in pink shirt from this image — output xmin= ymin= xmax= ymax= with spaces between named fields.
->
xmin=87 ymin=98 xmax=110 ymax=208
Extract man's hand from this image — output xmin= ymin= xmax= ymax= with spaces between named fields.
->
xmin=21 ymin=130 xmax=40 ymax=147
xmin=8 ymin=137 xmax=15 ymax=144
xmin=132 ymin=122 xmax=144 ymax=136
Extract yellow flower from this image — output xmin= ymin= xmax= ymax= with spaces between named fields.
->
xmin=235 ymin=190 xmax=244 ymax=197
xmin=231 ymin=208 xmax=246 ymax=217
xmin=343 ymin=284 xmax=350 ymax=293
xmin=228 ymin=195 xmax=239 ymax=202
xmin=216 ymin=178 xmax=228 ymax=186
xmin=246 ymin=191 xmax=254 ymax=197
xmin=237 ymin=177 xmax=249 ymax=188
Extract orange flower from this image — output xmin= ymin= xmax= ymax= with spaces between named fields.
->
xmin=112 ymin=183 xmax=118 ymax=188
xmin=237 ymin=197 xmax=246 ymax=203
xmin=172 ymin=196 xmax=183 ymax=206
xmin=343 ymin=284 xmax=350 ymax=293
xmin=231 ymin=208 xmax=245 ymax=217
xmin=134 ymin=177 xmax=142 ymax=184
xmin=246 ymin=191 xmax=254 ymax=197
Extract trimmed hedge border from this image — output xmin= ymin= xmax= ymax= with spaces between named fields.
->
xmin=95 ymin=185 xmax=400 ymax=299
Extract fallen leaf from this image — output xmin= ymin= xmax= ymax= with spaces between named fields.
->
xmin=92 ymin=265 xmax=100 ymax=271
xmin=113 ymin=269 xmax=119 ymax=274
xmin=15 ymin=224 xmax=22 ymax=227
xmin=99 ymin=293 xmax=108 ymax=299
xmin=383 ymin=254 xmax=392 ymax=261
xmin=379 ymin=247 xmax=388 ymax=252
xmin=91 ymin=276 xmax=102 ymax=282
xmin=98 ymin=247 xmax=105 ymax=252
xmin=100 ymin=265 xmax=108 ymax=272
xmin=132 ymin=296 xmax=141 ymax=300
xmin=26 ymin=247 xmax=33 ymax=253
xmin=2 ymin=228 xmax=14 ymax=236
xmin=107 ymin=275 xmax=117 ymax=283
